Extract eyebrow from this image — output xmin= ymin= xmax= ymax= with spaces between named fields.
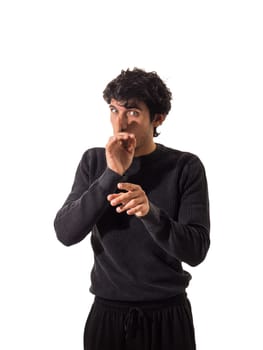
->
xmin=109 ymin=102 xmax=142 ymax=110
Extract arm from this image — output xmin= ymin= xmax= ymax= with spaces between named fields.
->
xmin=140 ymin=156 xmax=210 ymax=266
xmin=54 ymin=131 xmax=136 ymax=247
xmin=108 ymin=156 xmax=210 ymax=266
xmin=54 ymin=150 xmax=122 ymax=246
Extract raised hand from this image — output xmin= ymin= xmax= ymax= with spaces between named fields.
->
xmin=106 ymin=133 xmax=136 ymax=175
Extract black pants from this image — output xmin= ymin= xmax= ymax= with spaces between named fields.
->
xmin=83 ymin=293 xmax=196 ymax=350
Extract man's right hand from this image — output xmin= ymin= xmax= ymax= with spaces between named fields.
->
xmin=106 ymin=132 xmax=136 ymax=175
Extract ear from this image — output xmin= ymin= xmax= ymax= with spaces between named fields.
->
xmin=153 ymin=114 xmax=166 ymax=127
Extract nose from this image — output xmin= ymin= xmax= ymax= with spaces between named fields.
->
xmin=117 ymin=112 xmax=128 ymax=132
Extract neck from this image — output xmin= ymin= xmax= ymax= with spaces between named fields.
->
xmin=134 ymin=141 xmax=156 ymax=157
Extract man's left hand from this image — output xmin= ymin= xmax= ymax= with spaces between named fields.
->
xmin=107 ymin=183 xmax=150 ymax=217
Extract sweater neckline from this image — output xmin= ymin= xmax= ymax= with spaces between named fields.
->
xmin=133 ymin=143 xmax=162 ymax=162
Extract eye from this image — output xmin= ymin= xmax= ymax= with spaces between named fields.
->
xmin=127 ymin=110 xmax=139 ymax=117
xmin=110 ymin=107 xmax=118 ymax=113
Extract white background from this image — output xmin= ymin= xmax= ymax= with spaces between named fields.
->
xmin=1 ymin=0 xmax=262 ymax=349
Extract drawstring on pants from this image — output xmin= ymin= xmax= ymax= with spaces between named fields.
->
xmin=124 ymin=307 xmax=145 ymax=339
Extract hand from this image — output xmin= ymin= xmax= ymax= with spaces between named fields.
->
xmin=107 ymin=182 xmax=150 ymax=217
xmin=106 ymin=133 xmax=136 ymax=175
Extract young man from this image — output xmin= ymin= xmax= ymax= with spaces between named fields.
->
xmin=54 ymin=68 xmax=210 ymax=350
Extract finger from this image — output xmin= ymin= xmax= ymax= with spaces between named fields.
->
xmin=117 ymin=182 xmax=140 ymax=192
xmin=107 ymin=134 xmax=136 ymax=153
xmin=117 ymin=132 xmax=135 ymax=138
xmin=106 ymin=134 xmax=130 ymax=147
xmin=116 ymin=197 xmax=142 ymax=213
xmin=106 ymin=135 xmax=115 ymax=148
xmin=110 ymin=191 xmax=138 ymax=206
xmin=127 ymin=137 xmax=136 ymax=152
xmin=116 ymin=117 xmax=122 ymax=134
xmin=120 ymin=135 xmax=136 ymax=151
xmin=126 ymin=204 xmax=146 ymax=216
xmin=107 ymin=193 xmax=120 ymax=201
xmin=114 ymin=133 xmax=135 ymax=141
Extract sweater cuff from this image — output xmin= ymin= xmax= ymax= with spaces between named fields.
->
xmin=139 ymin=202 xmax=163 ymax=230
xmin=98 ymin=167 xmax=123 ymax=193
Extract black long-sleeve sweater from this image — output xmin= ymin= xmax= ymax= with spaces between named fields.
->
xmin=54 ymin=143 xmax=210 ymax=301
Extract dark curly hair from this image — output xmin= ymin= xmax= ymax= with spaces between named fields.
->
xmin=103 ymin=68 xmax=172 ymax=137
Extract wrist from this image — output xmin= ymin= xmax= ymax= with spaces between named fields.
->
xmin=107 ymin=165 xmax=125 ymax=176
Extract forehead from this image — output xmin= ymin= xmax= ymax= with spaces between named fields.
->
xmin=110 ymin=98 xmax=148 ymax=110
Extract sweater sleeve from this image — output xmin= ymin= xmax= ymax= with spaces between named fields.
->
xmin=54 ymin=150 xmax=122 ymax=246
xmin=140 ymin=156 xmax=210 ymax=266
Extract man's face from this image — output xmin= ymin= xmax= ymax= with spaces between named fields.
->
xmin=109 ymin=98 xmax=155 ymax=154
